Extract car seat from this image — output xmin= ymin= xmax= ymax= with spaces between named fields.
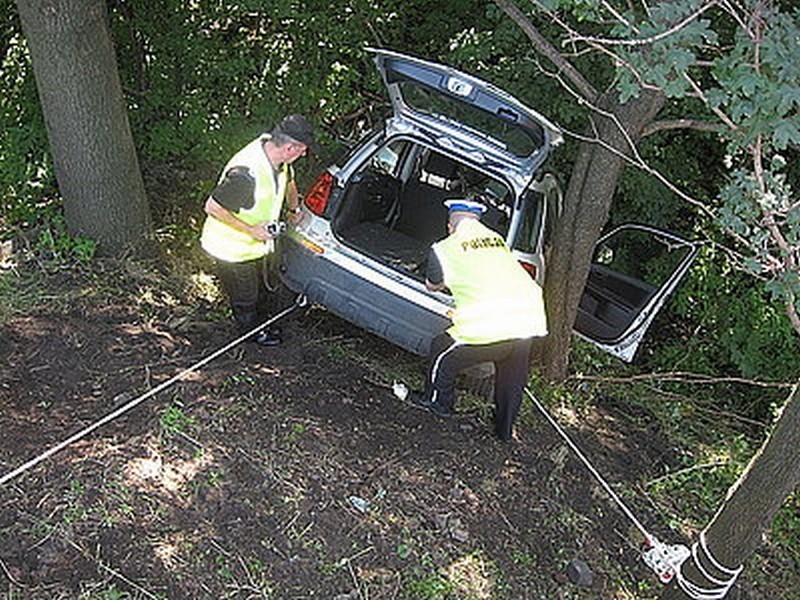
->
xmin=395 ymin=152 xmax=464 ymax=244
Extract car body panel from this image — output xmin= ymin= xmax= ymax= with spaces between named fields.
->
xmin=507 ymin=173 xmax=563 ymax=283
xmin=279 ymin=232 xmax=452 ymax=355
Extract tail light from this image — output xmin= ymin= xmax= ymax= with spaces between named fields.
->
xmin=304 ymin=171 xmax=335 ymax=216
xmin=519 ymin=261 xmax=538 ymax=280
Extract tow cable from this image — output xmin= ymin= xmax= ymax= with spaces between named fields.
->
xmin=524 ymin=387 xmax=742 ymax=599
xmin=0 ymin=295 xmax=307 ymax=488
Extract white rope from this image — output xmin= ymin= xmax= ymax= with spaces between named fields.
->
xmin=698 ymin=530 xmax=742 ymax=580
xmin=674 ymin=531 xmax=743 ymax=600
xmin=0 ymin=300 xmax=302 ymax=487
xmin=524 ymin=387 xmax=743 ymax=596
xmin=524 ymin=387 xmax=654 ymax=542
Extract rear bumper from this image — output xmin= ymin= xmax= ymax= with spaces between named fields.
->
xmin=279 ymin=235 xmax=450 ymax=356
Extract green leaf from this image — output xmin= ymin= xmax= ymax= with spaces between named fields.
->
xmin=773 ymin=119 xmax=800 ymax=149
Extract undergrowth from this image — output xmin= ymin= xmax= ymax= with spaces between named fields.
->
xmin=0 ymin=227 xmax=224 ymax=328
xmin=526 ymin=338 xmax=800 ymax=598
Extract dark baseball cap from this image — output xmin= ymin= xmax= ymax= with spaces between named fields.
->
xmin=272 ymin=114 xmax=318 ymax=153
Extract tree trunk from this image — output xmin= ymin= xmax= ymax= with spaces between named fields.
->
xmin=541 ymin=90 xmax=665 ymax=380
xmin=16 ymin=0 xmax=152 ymax=257
xmin=662 ymin=382 xmax=800 ymax=599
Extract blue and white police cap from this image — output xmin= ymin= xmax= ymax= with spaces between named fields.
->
xmin=443 ymin=199 xmax=487 ymax=215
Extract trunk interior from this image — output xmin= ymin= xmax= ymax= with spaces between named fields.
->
xmin=331 ymin=142 xmax=513 ymax=280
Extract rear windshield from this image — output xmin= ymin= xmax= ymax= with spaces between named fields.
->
xmin=399 ymin=81 xmax=542 ymax=157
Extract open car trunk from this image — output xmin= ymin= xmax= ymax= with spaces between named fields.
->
xmin=330 ymin=141 xmax=514 ymax=279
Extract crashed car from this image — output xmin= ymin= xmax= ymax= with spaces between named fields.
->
xmin=279 ymin=48 xmax=698 ymax=362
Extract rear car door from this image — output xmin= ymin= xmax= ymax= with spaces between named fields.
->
xmin=508 ymin=173 xmax=562 ymax=284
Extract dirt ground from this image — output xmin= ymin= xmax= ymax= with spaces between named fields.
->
xmin=0 ymin=263 xmax=769 ymax=599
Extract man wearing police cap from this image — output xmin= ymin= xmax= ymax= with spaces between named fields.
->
xmin=413 ymin=198 xmax=548 ymax=441
xmin=201 ymin=114 xmax=317 ymax=346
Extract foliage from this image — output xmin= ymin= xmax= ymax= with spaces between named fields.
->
xmin=771 ymin=493 xmax=800 ymax=563
xmin=611 ymin=144 xmax=799 ymax=391
xmin=0 ymin=268 xmax=42 ymax=324
xmin=606 ymin=0 xmax=800 ymax=333
xmin=405 ymin=568 xmax=455 ymax=598
xmin=647 ymin=434 xmax=754 ymax=530
xmin=485 ymin=0 xmax=799 ymax=393
xmin=107 ymin=0 xmax=490 ymax=171
xmin=3 ymin=0 xmax=491 ymax=231
xmin=0 ymin=0 xmax=51 ymax=234
xmin=34 ymin=213 xmax=97 ymax=265
xmin=658 ymin=248 xmax=798 ymax=389
xmin=2 ymin=2 xmax=800 ymax=595
xmin=6 ymin=0 xmax=798 ymax=360
xmin=159 ymin=402 xmax=196 ymax=436
xmin=608 ymin=0 xmax=800 ymax=383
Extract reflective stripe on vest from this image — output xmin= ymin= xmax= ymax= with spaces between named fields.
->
xmin=200 ymin=136 xmax=290 ymax=262
xmin=433 ymin=219 xmax=548 ymax=344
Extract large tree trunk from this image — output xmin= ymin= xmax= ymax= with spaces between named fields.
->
xmin=16 ymin=0 xmax=152 ymax=257
xmin=662 ymin=383 xmax=800 ymax=598
xmin=541 ymin=90 xmax=665 ymax=380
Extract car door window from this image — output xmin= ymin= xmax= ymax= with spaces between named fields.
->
xmin=512 ymin=189 xmax=544 ymax=254
xmin=511 ymin=173 xmax=560 ymax=254
xmin=372 ymin=141 xmax=404 ymax=176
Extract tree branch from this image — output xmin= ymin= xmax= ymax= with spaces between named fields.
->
xmin=744 ymin=7 xmax=800 ymax=338
xmin=684 ymin=72 xmax=739 ymax=131
xmin=571 ymin=371 xmax=794 ymax=389
xmin=599 ymin=0 xmax=639 ymax=33
xmin=559 ymin=119 xmax=718 ymax=219
xmin=641 ymin=118 xmax=723 ymax=136
xmin=566 ymin=0 xmax=718 ymax=47
xmin=785 ymin=298 xmax=800 ymax=336
xmin=530 ymin=0 xmax=665 ymax=98
xmin=491 ymin=0 xmax=599 ymax=102
xmin=500 ymin=0 xmax=798 ymax=339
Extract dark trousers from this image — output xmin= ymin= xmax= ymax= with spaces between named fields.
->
xmin=424 ymin=333 xmax=533 ymax=440
xmin=215 ymin=257 xmax=273 ymax=332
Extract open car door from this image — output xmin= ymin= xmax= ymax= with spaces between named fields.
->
xmin=574 ymin=224 xmax=700 ymax=362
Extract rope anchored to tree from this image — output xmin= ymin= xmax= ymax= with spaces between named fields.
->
xmin=674 ymin=531 xmax=743 ymax=600
xmin=523 ymin=388 xmax=743 ymax=597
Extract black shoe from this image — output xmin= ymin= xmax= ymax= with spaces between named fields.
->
xmin=494 ymin=420 xmax=514 ymax=441
xmin=251 ymin=329 xmax=282 ymax=347
xmin=409 ymin=392 xmax=452 ymax=417
xmin=495 ymin=429 xmax=513 ymax=442
xmin=429 ymin=402 xmax=453 ymax=417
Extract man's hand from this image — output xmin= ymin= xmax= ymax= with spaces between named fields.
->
xmin=426 ymin=279 xmax=447 ymax=292
xmin=286 ymin=209 xmax=304 ymax=226
xmin=249 ymin=222 xmax=274 ymax=242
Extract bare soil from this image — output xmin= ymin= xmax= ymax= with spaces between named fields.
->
xmin=0 ymin=261 xmax=771 ymax=599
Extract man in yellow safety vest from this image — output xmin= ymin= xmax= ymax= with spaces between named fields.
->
xmin=200 ymin=114 xmax=316 ymax=346
xmin=413 ymin=198 xmax=548 ymax=441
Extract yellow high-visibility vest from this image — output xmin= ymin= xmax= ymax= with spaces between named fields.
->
xmin=201 ymin=136 xmax=291 ymax=262
xmin=433 ymin=219 xmax=548 ymax=344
